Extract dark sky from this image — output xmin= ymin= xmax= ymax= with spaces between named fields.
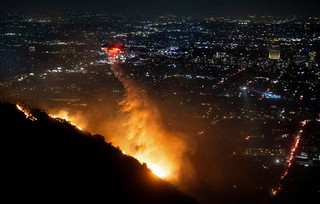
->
xmin=1 ymin=0 xmax=320 ymax=16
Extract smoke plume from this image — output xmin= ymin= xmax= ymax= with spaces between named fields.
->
xmin=104 ymin=63 xmax=191 ymax=182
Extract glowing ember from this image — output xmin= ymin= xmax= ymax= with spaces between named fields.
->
xmin=16 ymin=104 xmax=24 ymax=112
xmin=49 ymin=112 xmax=83 ymax=131
xmin=16 ymin=104 xmax=37 ymax=121
xmin=271 ymin=189 xmax=277 ymax=196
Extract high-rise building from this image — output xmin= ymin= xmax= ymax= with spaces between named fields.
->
xmin=269 ymin=45 xmax=280 ymax=60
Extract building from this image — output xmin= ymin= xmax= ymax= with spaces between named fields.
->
xmin=29 ymin=46 xmax=36 ymax=52
xmin=269 ymin=45 xmax=280 ymax=60
xmin=295 ymin=146 xmax=320 ymax=167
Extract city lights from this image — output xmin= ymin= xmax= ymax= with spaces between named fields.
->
xmin=2 ymin=10 xmax=320 ymax=204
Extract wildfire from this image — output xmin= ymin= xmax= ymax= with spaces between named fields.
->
xmin=103 ymin=47 xmax=120 ymax=64
xmin=149 ymin=164 xmax=167 ymax=178
xmin=103 ymin=47 xmax=120 ymax=55
xmin=47 ymin=103 xmax=181 ymax=180
xmin=109 ymin=95 xmax=185 ymax=180
xmin=49 ymin=111 xmax=83 ymax=131
xmin=109 ymin=47 xmax=120 ymax=54
xmin=38 ymin=46 xmax=188 ymax=181
xmin=17 ymin=102 xmax=173 ymax=179
xmin=16 ymin=104 xmax=37 ymax=121
xmin=99 ymin=47 xmax=187 ymax=180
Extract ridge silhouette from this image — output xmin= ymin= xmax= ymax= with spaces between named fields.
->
xmin=1 ymin=102 xmax=197 ymax=204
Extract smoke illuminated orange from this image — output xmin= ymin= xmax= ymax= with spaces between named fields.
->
xmin=49 ymin=111 xmax=84 ymax=131
xmin=102 ymin=50 xmax=187 ymax=180
xmin=103 ymin=47 xmax=120 ymax=55
xmin=47 ymin=49 xmax=188 ymax=180
xmin=111 ymin=68 xmax=185 ymax=179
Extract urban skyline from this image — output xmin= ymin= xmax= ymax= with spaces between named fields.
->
xmin=1 ymin=6 xmax=320 ymax=204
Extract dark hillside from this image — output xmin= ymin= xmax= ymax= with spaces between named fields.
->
xmin=0 ymin=102 xmax=197 ymax=203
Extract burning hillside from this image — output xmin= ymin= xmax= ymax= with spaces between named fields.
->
xmin=2 ymin=102 xmax=198 ymax=204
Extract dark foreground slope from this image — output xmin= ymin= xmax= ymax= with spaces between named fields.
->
xmin=0 ymin=102 xmax=197 ymax=204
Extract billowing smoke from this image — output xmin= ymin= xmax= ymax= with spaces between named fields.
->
xmin=103 ymin=62 xmax=192 ymax=182
xmin=46 ymin=61 xmax=195 ymax=184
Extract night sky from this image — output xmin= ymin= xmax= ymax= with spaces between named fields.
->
xmin=1 ymin=0 xmax=320 ymax=16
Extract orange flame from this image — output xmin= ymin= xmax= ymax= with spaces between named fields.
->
xmin=46 ymin=49 xmax=190 ymax=181
xmin=46 ymin=75 xmax=186 ymax=180
xmin=103 ymin=47 xmax=120 ymax=55
xmin=101 ymin=54 xmax=187 ymax=180
xmin=49 ymin=111 xmax=84 ymax=131
xmin=16 ymin=104 xmax=37 ymax=121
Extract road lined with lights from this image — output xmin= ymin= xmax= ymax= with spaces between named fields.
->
xmin=272 ymin=119 xmax=320 ymax=196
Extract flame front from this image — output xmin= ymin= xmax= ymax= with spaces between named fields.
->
xmin=149 ymin=164 xmax=167 ymax=178
xmin=16 ymin=104 xmax=37 ymax=121
xmin=107 ymin=61 xmax=186 ymax=180
xmin=49 ymin=111 xmax=84 ymax=131
xmin=46 ymin=50 xmax=188 ymax=181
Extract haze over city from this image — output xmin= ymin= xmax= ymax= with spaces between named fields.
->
xmin=1 ymin=1 xmax=320 ymax=203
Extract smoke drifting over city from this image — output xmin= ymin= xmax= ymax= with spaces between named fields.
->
xmin=105 ymin=56 xmax=190 ymax=181
xmin=1 ymin=3 xmax=320 ymax=203
xmin=46 ymin=54 xmax=196 ymax=185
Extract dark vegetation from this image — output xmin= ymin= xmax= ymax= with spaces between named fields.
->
xmin=272 ymin=165 xmax=320 ymax=203
xmin=0 ymin=102 xmax=197 ymax=204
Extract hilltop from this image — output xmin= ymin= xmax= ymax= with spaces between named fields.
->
xmin=0 ymin=102 xmax=197 ymax=203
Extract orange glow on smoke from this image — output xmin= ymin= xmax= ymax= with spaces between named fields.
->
xmin=46 ymin=61 xmax=187 ymax=180
xmin=102 ymin=46 xmax=121 ymax=64
xmin=20 ymin=102 xmax=173 ymax=179
xmin=102 ymin=51 xmax=187 ymax=180
xmin=49 ymin=111 xmax=84 ymax=131
xmin=149 ymin=164 xmax=167 ymax=178
xmin=103 ymin=47 xmax=120 ymax=55
xmin=46 ymin=47 xmax=189 ymax=180
xmin=106 ymin=77 xmax=186 ymax=180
